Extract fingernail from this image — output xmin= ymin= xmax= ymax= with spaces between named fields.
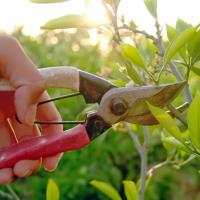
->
xmin=44 ymin=154 xmax=62 ymax=172
xmin=25 ymin=105 xmax=36 ymax=126
xmin=44 ymin=167 xmax=56 ymax=173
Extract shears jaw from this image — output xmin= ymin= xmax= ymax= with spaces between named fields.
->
xmin=97 ymin=81 xmax=186 ymax=126
xmin=85 ymin=112 xmax=111 ymax=140
xmin=79 ymin=71 xmax=115 ymax=103
xmin=125 ymin=102 xmax=189 ymax=125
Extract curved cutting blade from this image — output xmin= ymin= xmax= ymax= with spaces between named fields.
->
xmin=98 ymin=81 xmax=186 ymax=125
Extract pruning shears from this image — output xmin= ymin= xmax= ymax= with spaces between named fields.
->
xmin=0 ymin=66 xmax=185 ymax=169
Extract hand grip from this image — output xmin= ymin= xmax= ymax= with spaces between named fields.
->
xmin=0 ymin=67 xmax=80 ymax=118
xmin=0 ymin=125 xmax=90 ymax=169
xmin=0 ymin=66 xmax=80 ymax=91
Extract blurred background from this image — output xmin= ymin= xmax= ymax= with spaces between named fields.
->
xmin=0 ymin=0 xmax=200 ymax=199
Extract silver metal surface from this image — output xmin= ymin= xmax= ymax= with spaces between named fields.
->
xmin=97 ymin=82 xmax=185 ymax=125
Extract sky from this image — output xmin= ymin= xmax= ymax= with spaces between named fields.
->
xmin=0 ymin=0 xmax=199 ymax=36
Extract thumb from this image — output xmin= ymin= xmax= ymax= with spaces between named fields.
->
xmin=15 ymin=83 xmax=45 ymax=126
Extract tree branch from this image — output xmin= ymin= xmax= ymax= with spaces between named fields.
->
xmin=138 ymin=126 xmax=149 ymax=200
xmin=147 ymin=155 xmax=196 ymax=177
xmin=119 ymin=25 xmax=157 ymax=42
xmin=0 ymin=190 xmax=13 ymax=200
xmin=6 ymin=185 xmax=20 ymax=200
xmin=124 ymin=123 xmax=149 ymax=200
xmin=124 ymin=122 xmax=143 ymax=155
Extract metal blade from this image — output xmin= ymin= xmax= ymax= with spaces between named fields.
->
xmin=97 ymin=81 xmax=186 ymax=125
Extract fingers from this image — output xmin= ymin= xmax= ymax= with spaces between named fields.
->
xmin=0 ymin=37 xmax=63 ymax=183
xmin=13 ymin=160 xmax=41 ymax=177
xmin=0 ymin=36 xmax=45 ymax=125
xmin=10 ymin=117 xmax=41 ymax=177
xmin=0 ymin=168 xmax=14 ymax=185
xmin=0 ymin=121 xmax=16 ymax=184
xmin=15 ymin=84 xmax=44 ymax=126
xmin=37 ymin=92 xmax=63 ymax=171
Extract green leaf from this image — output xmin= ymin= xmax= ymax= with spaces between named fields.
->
xmin=188 ymin=92 xmax=200 ymax=150
xmin=120 ymin=43 xmax=146 ymax=68
xmin=129 ymin=20 xmax=137 ymax=29
xmin=176 ymin=18 xmax=192 ymax=32
xmin=162 ymin=137 xmax=190 ymax=153
xmin=90 ymin=180 xmax=122 ymax=200
xmin=166 ymin=24 xmax=179 ymax=41
xmin=191 ymin=66 xmax=200 ymax=77
xmin=31 ymin=0 xmax=67 ymax=3
xmin=125 ymin=63 xmax=143 ymax=85
xmin=187 ymin=31 xmax=200 ymax=64
xmin=164 ymin=25 xmax=199 ymax=67
xmin=143 ymin=0 xmax=157 ymax=18
xmin=165 ymin=25 xmax=187 ymax=60
xmin=41 ymin=15 xmax=102 ymax=30
xmin=123 ymin=180 xmax=138 ymax=200
xmin=136 ymin=175 xmax=152 ymax=190
xmin=147 ymin=103 xmax=184 ymax=142
xmin=46 ymin=179 xmax=60 ymax=200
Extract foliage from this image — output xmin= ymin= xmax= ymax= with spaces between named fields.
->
xmin=1 ymin=0 xmax=200 ymax=200
xmin=46 ymin=179 xmax=60 ymax=200
xmin=41 ymin=15 xmax=103 ymax=30
xmin=90 ymin=180 xmax=122 ymax=200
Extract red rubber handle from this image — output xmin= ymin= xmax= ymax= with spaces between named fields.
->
xmin=0 ymin=91 xmax=91 ymax=168
xmin=0 ymin=91 xmax=15 ymax=118
xmin=0 ymin=124 xmax=90 ymax=169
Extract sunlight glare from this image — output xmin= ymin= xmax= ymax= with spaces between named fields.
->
xmin=85 ymin=0 xmax=108 ymax=24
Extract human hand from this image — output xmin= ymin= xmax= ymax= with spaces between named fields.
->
xmin=0 ymin=36 xmax=63 ymax=184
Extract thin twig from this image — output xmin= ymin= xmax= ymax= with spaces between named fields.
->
xmin=119 ymin=25 xmax=157 ymax=42
xmin=113 ymin=2 xmax=121 ymax=42
xmin=147 ymin=160 xmax=170 ymax=176
xmin=0 ymin=190 xmax=13 ymax=200
xmin=138 ymin=126 xmax=149 ymax=200
xmin=124 ymin=122 xmax=142 ymax=155
xmin=167 ymin=104 xmax=188 ymax=127
xmin=124 ymin=123 xmax=149 ymax=200
xmin=6 ymin=185 xmax=20 ymax=200
xmin=147 ymin=155 xmax=197 ymax=177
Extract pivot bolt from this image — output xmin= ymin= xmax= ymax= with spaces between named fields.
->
xmin=111 ymin=98 xmax=128 ymax=116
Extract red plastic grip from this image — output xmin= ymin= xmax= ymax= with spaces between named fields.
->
xmin=0 ymin=91 xmax=15 ymax=118
xmin=0 ymin=125 xmax=90 ymax=169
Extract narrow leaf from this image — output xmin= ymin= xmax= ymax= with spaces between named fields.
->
xmin=191 ymin=66 xmax=200 ymax=77
xmin=31 ymin=0 xmax=67 ymax=3
xmin=129 ymin=20 xmax=137 ymax=29
xmin=90 ymin=180 xmax=122 ymax=200
xmin=187 ymin=31 xmax=200 ymax=64
xmin=120 ymin=43 xmax=146 ymax=68
xmin=176 ymin=18 xmax=192 ymax=32
xmin=143 ymin=0 xmax=157 ymax=18
xmin=125 ymin=63 xmax=143 ymax=85
xmin=166 ymin=24 xmax=179 ymax=41
xmin=164 ymin=25 xmax=199 ymax=67
xmin=147 ymin=103 xmax=184 ymax=142
xmin=41 ymin=15 xmax=102 ymax=30
xmin=165 ymin=25 xmax=186 ymax=60
xmin=188 ymin=92 xmax=200 ymax=150
xmin=46 ymin=179 xmax=60 ymax=200
xmin=123 ymin=180 xmax=138 ymax=200
xmin=162 ymin=137 xmax=190 ymax=153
